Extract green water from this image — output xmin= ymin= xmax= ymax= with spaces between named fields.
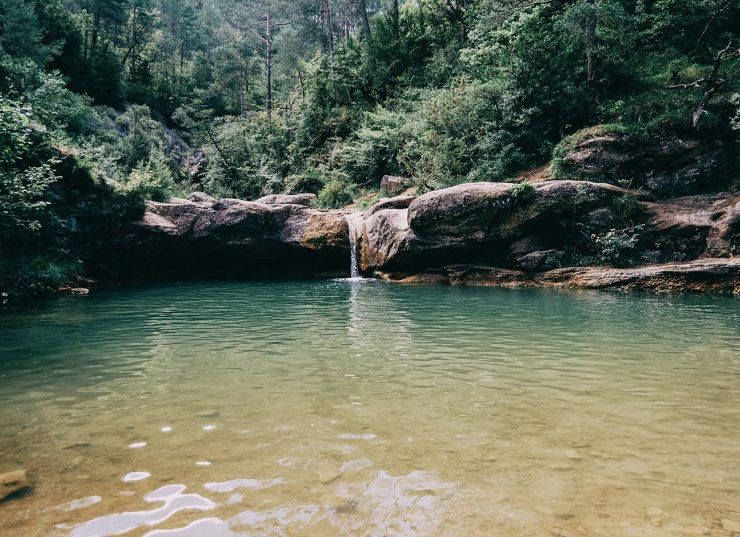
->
xmin=1 ymin=281 xmax=739 ymax=537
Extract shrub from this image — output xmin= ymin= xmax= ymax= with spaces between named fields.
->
xmin=593 ymin=226 xmax=643 ymax=267
xmin=511 ymin=180 xmax=536 ymax=201
xmin=0 ymin=99 xmax=58 ymax=240
xmin=610 ymin=193 xmax=640 ymax=221
xmin=125 ymin=147 xmax=176 ymax=202
xmin=112 ymin=105 xmax=172 ymax=172
xmin=330 ymin=106 xmax=408 ymax=186
xmin=285 ymin=167 xmax=325 ymax=195
xmin=0 ymin=254 xmax=82 ymax=296
xmin=317 ymin=180 xmax=354 ymax=209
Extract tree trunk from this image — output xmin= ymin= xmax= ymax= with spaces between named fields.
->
xmin=585 ymin=0 xmax=596 ymax=85
xmin=179 ymin=40 xmax=184 ymax=101
xmin=122 ymin=6 xmax=138 ymax=71
xmin=91 ymin=1 xmax=102 ymax=54
xmin=323 ymin=0 xmax=334 ymax=57
xmin=239 ymin=67 xmax=245 ymax=116
xmin=359 ymin=0 xmax=371 ymax=38
xmin=297 ymin=67 xmax=305 ymax=98
xmin=265 ymin=10 xmax=273 ymax=118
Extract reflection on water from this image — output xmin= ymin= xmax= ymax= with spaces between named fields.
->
xmin=0 ymin=281 xmax=739 ymax=536
xmin=70 ymin=485 xmax=215 ymax=537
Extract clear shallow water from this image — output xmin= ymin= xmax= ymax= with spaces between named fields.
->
xmin=0 ymin=281 xmax=739 ymax=537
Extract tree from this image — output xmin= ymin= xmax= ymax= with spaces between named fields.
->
xmin=221 ymin=0 xmax=303 ymax=117
xmin=0 ymin=0 xmax=60 ymax=65
xmin=669 ymin=41 xmax=740 ymax=130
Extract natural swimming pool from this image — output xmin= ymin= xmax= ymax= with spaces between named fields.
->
xmin=1 ymin=281 xmax=739 ymax=536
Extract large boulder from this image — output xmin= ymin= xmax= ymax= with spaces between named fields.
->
xmin=407 ymin=180 xmax=629 ymax=239
xmin=640 ymin=193 xmax=739 ymax=263
xmin=358 ymin=180 xmax=636 ymax=272
xmin=124 ymin=198 xmax=349 ymax=277
xmin=706 ymin=197 xmax=740 ymax=257
xmin=360 ymin=208 xmax=473 ymax=272
xmin=407 ymin=182 xmax=514 ymax=236
xmin=380 ymin=175 xmax=409 ymax=195
xmin=281 ymin=206 xmax=349 ymax=250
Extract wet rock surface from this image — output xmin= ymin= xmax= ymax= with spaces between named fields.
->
xmin=376 ymin=258 xmax=740 ymax=294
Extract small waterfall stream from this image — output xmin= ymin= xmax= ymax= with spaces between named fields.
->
xmin=346 ymin=217 xmax=360 ymax=278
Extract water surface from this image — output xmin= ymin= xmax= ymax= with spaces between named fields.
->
xmin=1 ymin=281 xmax=739 ymax=536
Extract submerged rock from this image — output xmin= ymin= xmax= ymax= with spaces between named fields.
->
xmin=56 ymin=287 xmax=90 ymax=296
xmin=0 ymin=469 xmax=30 ymax=502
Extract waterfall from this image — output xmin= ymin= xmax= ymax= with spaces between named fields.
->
xmin=346 ymin=217 xmax=360 ymax=278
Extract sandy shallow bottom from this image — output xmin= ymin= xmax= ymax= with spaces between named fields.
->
xmin=1 ymin=281 xmax=739 ymax=537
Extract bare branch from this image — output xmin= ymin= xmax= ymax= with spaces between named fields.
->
xmin=667 ymin=41 xmax=739 ymax=129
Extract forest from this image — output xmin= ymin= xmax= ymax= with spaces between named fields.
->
xmin=0 ymin=0 xmax=739 ymax=293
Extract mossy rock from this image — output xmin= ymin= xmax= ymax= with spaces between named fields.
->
xmin=550 ymin=125 xmax=738 ymax=197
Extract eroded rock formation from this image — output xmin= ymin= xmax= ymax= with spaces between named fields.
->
xmin=124 ymin=196 xmax=349 ymax=277
xmin=552 ymin=128 xmax=739 ymax=198
xmin=122 ymin=175 xmax=738 ymax=292
xmin=352 ymin=181 xmax=738 ymax=293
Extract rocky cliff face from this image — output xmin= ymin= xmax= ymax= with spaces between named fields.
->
xmin=350 ymin=181 xmax=738 ymax=292
xmin=120 ymin=134 xmax=739 ymax=292
xmin=551 ymin=127 xmax=740 ymax=198
xmin=123 ymin=182 xmax=738 ymax=292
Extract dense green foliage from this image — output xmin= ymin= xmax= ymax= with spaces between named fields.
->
xmin=0 ymin=0 xmax=738 ymax=293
